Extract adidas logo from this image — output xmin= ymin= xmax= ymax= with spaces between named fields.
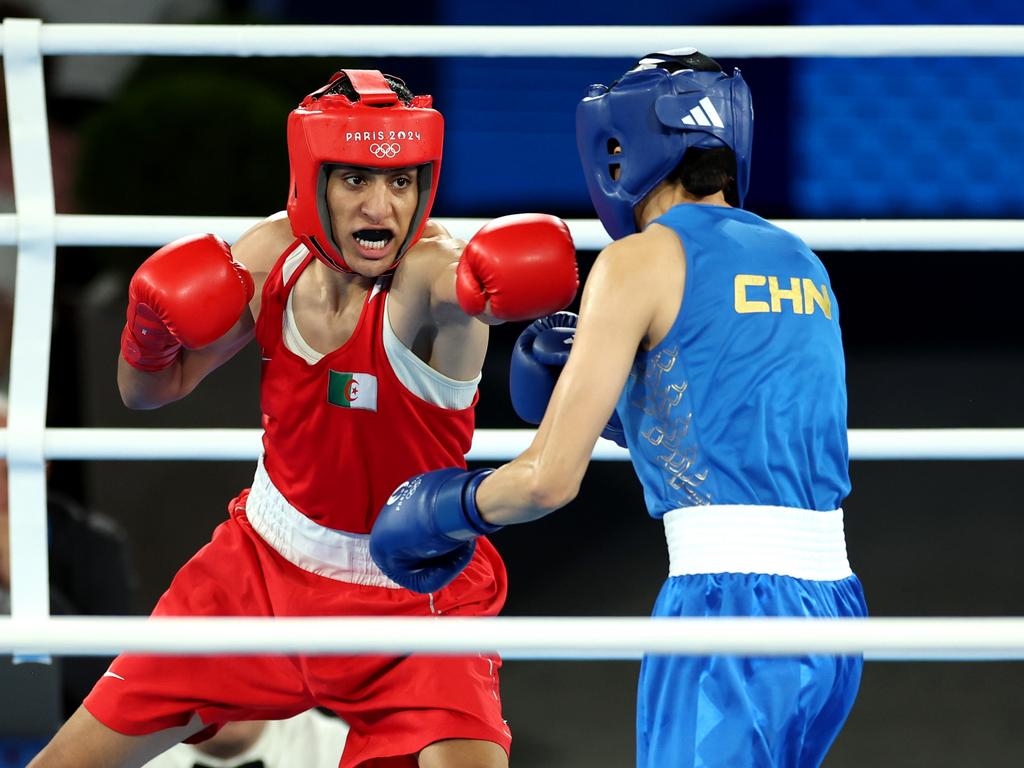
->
xmin=681 ymin=97 xmax=724 ymax=128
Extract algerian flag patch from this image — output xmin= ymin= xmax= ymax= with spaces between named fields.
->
xmin=327 ymin=371 xmax=378 ymax=411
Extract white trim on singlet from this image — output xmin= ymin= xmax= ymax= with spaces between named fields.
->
xmin=381 ymin=293 xmax=479 ymax=410
xmin=280 ymin=243 xmax=308 ymax=285
xmin=281 ymin=246 xmax=323 ymax=365
xmin=245 ymin=456 xmax=402 ymax=588
xmin=283 ymin=289 xmax=324 ymax=365
xmin=278 ymin=248 xmax=479 ymax=408
xmin=663 ymin=504 xmax=852 ymax=581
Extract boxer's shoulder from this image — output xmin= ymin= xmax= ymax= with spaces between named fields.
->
xmin=233 ymin=212 xmax=296 ymax=274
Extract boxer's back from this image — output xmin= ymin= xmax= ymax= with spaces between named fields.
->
xmin=618 ymin=203 xmax=850 ymax=515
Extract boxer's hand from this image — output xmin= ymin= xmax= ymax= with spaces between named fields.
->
xmin=455 ymin=213 xmax=578 ymax=321
xmin=121 ymin=234 xmax=254 ymax=372
xmin=510 ymin=311 xmax=578 ymax=424
xmin=370 ymin=468 xmax=501 ymax=593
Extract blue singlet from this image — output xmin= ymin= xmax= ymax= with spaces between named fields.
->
xmin=617 ymin=204 xmax=867 ymax=768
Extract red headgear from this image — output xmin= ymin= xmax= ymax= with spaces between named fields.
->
xmin=286 ymin=69 xmax=444 ymax=272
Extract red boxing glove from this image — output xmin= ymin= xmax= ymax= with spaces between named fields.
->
xmin=455 ymin=213 xmax=578 ymax=322
xmin=121 ymin=233 xmax=254 ymax=372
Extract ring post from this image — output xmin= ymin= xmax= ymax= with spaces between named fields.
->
xmin=3 ymin=17 xmax=57 ymax=664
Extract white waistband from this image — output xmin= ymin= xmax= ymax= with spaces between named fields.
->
xmin=663 ymin=504 xmax=852 ymax=582
xmin=245 ymin=457 xmax=401 ymax=589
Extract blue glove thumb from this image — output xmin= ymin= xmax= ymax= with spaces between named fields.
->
xmin=510 ymin=311 xmax=578 ymax=424
xmin=531 ymin=326 xmax=575 ymax=366
xmin=527 ymin=310 xmax=578 ymax=366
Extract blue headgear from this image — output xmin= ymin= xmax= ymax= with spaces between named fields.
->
xmin=576 ymin=50 xmax=753 ymax=240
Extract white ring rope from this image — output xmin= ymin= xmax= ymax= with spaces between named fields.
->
xmin=2 ymin=616 xmax=1024 ymax=661
xmin=8 ymin=24 xmax=1024 ymax=58
xmin=2 ymin=215 xmax=1023 ymax=252
xmin=1 ymin=428 xmax=1023 ymax=461
xmin=4 ymin=20 xmax=1023 ymax=659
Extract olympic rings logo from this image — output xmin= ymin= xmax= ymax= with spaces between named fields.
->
xmin=386 ymin=476 xmax=421 ymax=507
xmin=369 ymin=142 xmax=401 ymax=159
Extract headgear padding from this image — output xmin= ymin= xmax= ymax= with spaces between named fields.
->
xmin=286 ymin=69 xmax=444 ymax=272
xmin=575 ymin=50 xmax=753 ymax=241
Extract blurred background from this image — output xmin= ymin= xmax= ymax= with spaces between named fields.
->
xmin=1 ymin=0 xmax=1023 ymax=766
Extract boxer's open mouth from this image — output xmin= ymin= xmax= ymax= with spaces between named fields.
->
xmin=353 ymin=229 xmax=394 ymax=251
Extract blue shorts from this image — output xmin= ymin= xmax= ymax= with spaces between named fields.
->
xmin=636 ymin=572 xmax=867 ymax=768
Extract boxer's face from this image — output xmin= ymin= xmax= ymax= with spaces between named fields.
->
xmin=325 ymin=165 xmax=420 ymax=277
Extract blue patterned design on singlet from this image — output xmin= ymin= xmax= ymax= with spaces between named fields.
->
xmin=618 ymin=204 xmax=850 ymax=517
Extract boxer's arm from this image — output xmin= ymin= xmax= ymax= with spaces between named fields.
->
xmin=117 ymin=215 xmax=286 ymax=409
xmin=370 ymin=229 xmax=679 ymax=590
xmin=387 ymin=227 xmax=491 ymax=383
xmin=390 ymin=215 xmax=577 ymax=378
xmin=116 ymin=313 xmax=255 ymax=410
xmin=475 ymin=226 xmax=683 ymax=523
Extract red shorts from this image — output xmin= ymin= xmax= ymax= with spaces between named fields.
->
xmin=84 ymin=489 xmax=510 ymax=767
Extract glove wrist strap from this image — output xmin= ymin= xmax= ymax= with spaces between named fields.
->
xmin=461 ymin=469 xmax=503 ymax=535
xmin=430 ymin=468 xmax=504 ymax=542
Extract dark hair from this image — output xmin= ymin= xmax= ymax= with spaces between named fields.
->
xmin=638 ymin=49 xmax=722 ymax=75
xmin=668 ymin=147 xmax=739 ymax=206
xmin=324 ymin=72 xmax=414 ymax=105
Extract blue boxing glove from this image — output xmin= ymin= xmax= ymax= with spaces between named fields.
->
xmin=370 ymin=468 xmax=503 ymax=593
xmin=510 ymin=311 xmax=628 ymax=448
xmin=509 ymin=311 xmax=578 ymax=424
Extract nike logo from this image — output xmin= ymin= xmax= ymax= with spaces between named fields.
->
xmin=102 ymin=671 xmax=125 ymax=681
